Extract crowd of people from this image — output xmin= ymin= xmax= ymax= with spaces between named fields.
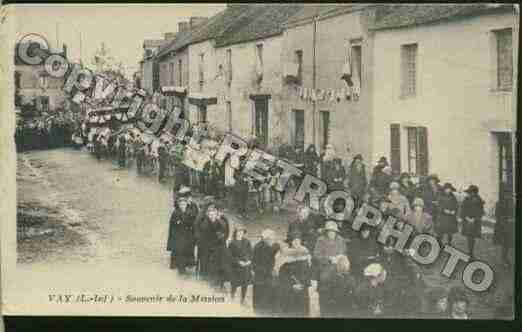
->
xmin=83 ymin=128 xmax=514 ymax=318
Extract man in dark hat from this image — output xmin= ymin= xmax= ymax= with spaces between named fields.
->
xmin=348 ymin=154 xmax=368 ymax=203
xmin=460 ymin=185 xmax=484 ymax=257
xmin=436 ymin=182 xmax=459 ymax=245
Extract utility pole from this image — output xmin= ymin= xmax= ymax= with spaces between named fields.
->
xmin=511 ymin=4 xmax=520 ymax=202
xmin=312 ymin=15 xmax=317 ymax=150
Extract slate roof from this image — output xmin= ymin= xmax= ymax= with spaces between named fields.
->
xmin=143 ymin=39 xmax=166 ymax=49
xmin=214 ymin=4 xmax=304 ymax=48
xmin=284 ymin=4 xmax=370 ymax=26
xmin=370 ymin=4 xmax=514 ymax=30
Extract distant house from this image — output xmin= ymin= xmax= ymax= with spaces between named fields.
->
xmin=14 ymin=43 xmax=68 ymax=114
xmin=141 ymin=37 xmax=170 ymax=94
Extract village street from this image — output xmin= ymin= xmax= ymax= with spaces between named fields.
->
xmin=15 ymin=148 xmax=514 ymax=318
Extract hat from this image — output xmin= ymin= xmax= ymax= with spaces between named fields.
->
xmin=442 ymin=182 xmax=457 ymax=192
xmin=427 ymin=174 xmax=440 ymax=183
xmin=364 ymin=263 xmax=384 ymax=277
xmin=464 ymin=185 xmax=479 ymax=194
xmin=353 ymin=154 xmax=363 ymax=161
xmin=412 ymin=197 xmax=425 ymax=208
xmin=389 ymin=181 xmax=400 ymax=190
xmin=178 ymin=186 xmax=192 ymax=196
xmin=323 ymin=221 xmax=339 ymax=233
xmin=378 ymin=156 xmax=388 ymax=164
xmin=399 ymin=172 xmax=411 ymax=180
xmin=287 ymin=229 xmax=302 ymax=242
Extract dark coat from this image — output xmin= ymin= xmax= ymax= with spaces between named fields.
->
xmin=355 ymin=280 xmax=394 ymax=318
xmin=303 ymin=147 xmax=320 ymax=176
xmin=399 ymin=182 xmax=416 ymax=204
xmin=202 ymin=160 xmax=223 ymax=197
xmin=422 ymin=184 xmax=442 ymax=218
xmin=494 ymin=198 xmax=514 ymax=247
xmin=437 ymin=192 xmax=459 ymax=235
xmin=318 ymin=268 xmax=357 ymax=317
xmin=348 ymin=235 xmax=381 ymax=277
xmin=460 ymin=194 xmax=484 ymax=238
xmin=278 ymin=259 xmax=311 ymax=317
xmin=370 ymin=171 xmax=392 ymax=197
xmin=349 ymin=163 xmax=368 ymax=200
xmin=287 ymin=217 xmax=322 ymax=253
xmin=229 ymin=238 xmax=253 ymax=287
xmin=252 ymin=241 xmax=281 ymax=314
xmin=322 ymin=158 xmax=344 ymax=189
xmin=173 ymin=160 xmax=190 ymax=191
xmin=166 ymin=207 xmax=197 ymax=269
xmin=195 ymin=215 xmax=231 ymax=281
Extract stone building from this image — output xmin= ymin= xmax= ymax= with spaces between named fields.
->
xmin=141 ymin=36 xmax=171 ymax=94
xmin=369 ymin=4 xmax=516 ymax=211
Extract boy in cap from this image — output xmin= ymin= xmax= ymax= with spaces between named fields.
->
xmin=252 ymin=229 xmax=281 ymax=315
xmin=229 ymin=223 xmax=253 ymax=305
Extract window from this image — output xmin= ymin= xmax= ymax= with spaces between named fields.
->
xmin=495 ymin=28 xmax=513 ymax=91
xmin=295 ymin=50 xmax=303 ymax=85
xmin=390 ymin=124 xmax=401 ymax=173
xmin=254 ymin=98 xmax=269 ymax=147
xmin=169 ymin=63 xmax=174 ymax=85
xmin=178 ymin=59 xmax=182 ymax=86
xmin=351 ymin=44 xmax=362 ymax=88
xmin=293 ymin=109 xmax=305 ymax=150
xmin=406 ymin=126 xmax=428 ymax=176
xmin=226 ymin=49 xmax=232 ymax=86
xmin=226 ymin=101 xmax=232 ymax=132
xmin=401 ymin=43 xmax=418 ymax=97
xmin=198 ymin=105 xmax=207 ymax=124
xmin=320 ymin=111 xmax=330 ymax=150
xmin=199 ymin=53 xmax=205 ymax=91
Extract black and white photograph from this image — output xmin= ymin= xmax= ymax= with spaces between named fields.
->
xmin=0 ymin=3 xmax=517 ymax=319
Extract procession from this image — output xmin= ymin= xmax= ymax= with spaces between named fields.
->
xmin=10 ymin=3 xmax=516 ymax=320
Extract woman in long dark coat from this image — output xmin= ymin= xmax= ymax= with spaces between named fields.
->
xmin=229 ymin=224 xmax=253 ymax=305
xmin=252 ymin=229 xmax=280 ymax=315
xmin=460 ymin=185 xmax=484 ymax=257
xmin=494 ymin=192 xmax=514 ymax=267
xmin=195 ymin=204 xmax=231 ymax=289
xmin=166 ymin=197 xmax=197 ymax=274
xmin=303 ymin=144 xmax=320 ymax=176
xmin=348 ymin=154 xmax=367 ymax=203
xmin=276 ymin=230 xmax=312 ymax=317
xmin=436 ymin=183 xmax=459 ymax=245
xmin=317 ymin=255 xmax=357 ymax=317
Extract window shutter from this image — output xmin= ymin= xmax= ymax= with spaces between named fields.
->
xmin=497 ymin=28 xmax=513 ymax=90
xmin=390 ymin=124 xmax=401 ymax=174
xmin=417 ymin=126 xmax=429 ymax=176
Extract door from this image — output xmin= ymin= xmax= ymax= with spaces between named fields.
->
xmin=293 ymin=109 xmax=305 ymax=150
xmin=497 ymin=132 xmax=513 ymax=198
xmin=320 ymin=111 xmax=330 ymax=150
xmin=198 ymin=105 xmax=207 ymax=124
xmin=254 ymin=98 xmax=269 ymax=147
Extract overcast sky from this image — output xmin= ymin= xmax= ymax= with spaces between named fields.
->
xmin=13 ymin=4 xmax=226 ymax=77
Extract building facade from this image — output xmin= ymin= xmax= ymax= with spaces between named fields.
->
xmin=370 ymin=5 xmax=516 ymax=212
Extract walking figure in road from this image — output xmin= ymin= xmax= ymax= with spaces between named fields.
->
xmin=252 ymin=229 xmax=280 ymax=315
xmin=229 ymin=223 xmax=253 ymax=305
xmin=460 ymin=185 xmax=484 ymax=258
xmin=195 ymin=204 xmax=231 ymax=289
xmin=117 ymin=135 xmax=126 ymax=168
xmin=275 ymin=230 xmax=312 ymax=317
xmin=436 ymin=182 xmax=459 ymax=245
xmin=166 ymin=195 xmax=197 ymax=275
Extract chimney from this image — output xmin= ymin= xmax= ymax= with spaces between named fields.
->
xmin=178 ymin=21 xmax=190 ymax=33
xmin=164 ymin=32 xmax=176 ymax=40
xmin=189 ymin=16 xmax=208 ymax=29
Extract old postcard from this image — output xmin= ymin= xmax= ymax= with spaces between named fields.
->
xmin=0 ymin=3 xmax=517 ymax=319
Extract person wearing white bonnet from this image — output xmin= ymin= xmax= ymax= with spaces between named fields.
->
xmin=356 ymin=263 xmax=390 ymax=317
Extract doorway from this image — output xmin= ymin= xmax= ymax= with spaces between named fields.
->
xmin=496 ymin=132 xmax=513 ymax=199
